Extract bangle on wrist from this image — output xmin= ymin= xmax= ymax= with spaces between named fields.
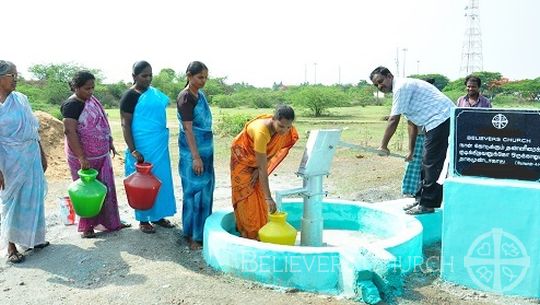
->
xmin=131 ymin=149 xmax=138 ymax=154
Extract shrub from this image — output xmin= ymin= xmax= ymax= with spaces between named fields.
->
xmin=442 ymin=90 xmax=462 ymax=103
xmin=48 ymin=108 xmax=63 ymax=120
xmin=213 ymin=95 xmax=238 ymax=108
xmin=44 ymin=81 xmax=71 ymax=105
xmin=289 ymin=85 xmax=350 ymax=117
xmin=348 ymin=86 xmax=378 ymax=106
xmin=30 ymin=102 xmax=63 ymax=120
xmin=251 ymin=94 xmax=275 ymax=108
xmin=215 ymin=112 xmax=251 ymax=136
xmin=492 ymin=94 xmax=534 ymax=108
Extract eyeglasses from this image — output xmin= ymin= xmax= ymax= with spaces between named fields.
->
xmin=1 ymin=73 xmax=17 ymax=79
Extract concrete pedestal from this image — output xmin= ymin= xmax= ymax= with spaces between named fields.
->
xmin=442 ymin=176 xmax=540 ymax=297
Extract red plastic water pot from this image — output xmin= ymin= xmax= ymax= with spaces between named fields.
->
xmin=123 ymin=162 xmax=162 ymax=210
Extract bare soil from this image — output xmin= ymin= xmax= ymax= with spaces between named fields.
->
xmin=1 ymin=114 xmax=538 ymax=305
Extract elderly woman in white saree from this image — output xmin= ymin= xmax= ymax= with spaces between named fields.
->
xmin=0 ymin=60 xmax=49 ymax=263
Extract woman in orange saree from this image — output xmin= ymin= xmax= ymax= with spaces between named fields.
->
xmin=230 ymin=105 xmax=299 ymax=239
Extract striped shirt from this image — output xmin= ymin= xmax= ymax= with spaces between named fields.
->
xmin=390 ymin=77 xmax=455 ymax=132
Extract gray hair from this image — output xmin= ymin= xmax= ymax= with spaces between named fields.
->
xmin=0 ymin=60 xmax=14 ymax=76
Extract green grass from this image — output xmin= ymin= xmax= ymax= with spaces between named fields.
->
xmin=104 ymin=105 xmax=408 ymax=168
xmin=94 ymin=101 xmax=540 ymax=167
xmin=100 ymin=101 xmax=540 ymax=180
xmin=45 ymin=100 xmax=540 ymax=200
xmin=492 ymin=95 xmax=540 ymax=108
xmin=103 ymin=99 xmax=539 ymax=168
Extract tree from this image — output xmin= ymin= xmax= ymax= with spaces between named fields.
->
xmin=289 ymin=85 xmax=349 ymax=117
xmin=152 ymin=68 xmax=182 ymax=100
xmin=230 ymin=82 xmax=255 ymax=92
xmin=409 ymin=73 xmax=450 ymax=91
xmin=347 ymin=86 xmax=378 ymax=106
xmin=93 ymin=81 xmax=129 ymax=108
xmin=28 ymin=63 xmax=104 ymax=105
xmin=500 ymin=79 xmax=540 ymax=101
xmin=29 ymin=63 xmax=102 ymax=83
xmin=204 ymin=77 xmax=233 ymax=104
xmin=243 ymin=88 xmax=285 ymax=108
xmin=106 ymin=81 xmax=130 ymax=101
xmin=444 ymin=71 xmax=503 ymax=99
xmin=356 ymin=80 xmax=372 ymax=88
xmin=212 ymin=94 xmax=237 ymax=108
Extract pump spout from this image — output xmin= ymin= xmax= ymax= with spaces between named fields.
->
xmin=275 ymin=187 xmax=307 ymax=211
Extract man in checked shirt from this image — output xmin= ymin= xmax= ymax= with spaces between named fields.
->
xmin=370 ymin=66 xmax=455 ymax=215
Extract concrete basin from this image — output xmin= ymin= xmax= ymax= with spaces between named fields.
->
xmin=203 ymin=199 xmax=423 ymax=304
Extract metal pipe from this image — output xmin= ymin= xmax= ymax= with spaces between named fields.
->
xmin=275 ymin=187 xmax=307 ymax=211
xmin=301 ymin=175 xmax=324 ymax=246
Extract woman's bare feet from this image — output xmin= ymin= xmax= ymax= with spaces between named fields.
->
xmin=7 ymin=242 xmax=24 ymax=263
xmin=189 ymin=240 xmax=203 ymax=250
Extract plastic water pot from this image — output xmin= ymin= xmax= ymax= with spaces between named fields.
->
xmin=58 ymin=196 xmax=76 ymax=225
xmin=68 ymin=169 xmax=107 ymax=218
xmin=123 ymin=162 xmax=162 ymax=210
xmin=258 ymin=212 xmax=297 ymax=245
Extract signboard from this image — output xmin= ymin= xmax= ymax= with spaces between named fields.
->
xmin=454 ymin=108 xmax=540 ymax=181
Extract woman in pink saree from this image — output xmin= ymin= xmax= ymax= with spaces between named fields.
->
xmin=61 ymin=71 xmax=129 ymax=238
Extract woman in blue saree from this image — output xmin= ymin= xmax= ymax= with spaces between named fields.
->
xmin=176 ymin=61 xmax=214 ymax=250
xmin=120 ymin=61 xmax=176 ymax=234
xmin=0 ymin=60 xmax=49 ymax=263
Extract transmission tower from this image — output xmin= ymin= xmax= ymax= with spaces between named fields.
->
xmin=460 ymin=0 xmax=483 ymax=74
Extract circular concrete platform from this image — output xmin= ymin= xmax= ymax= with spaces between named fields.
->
xmin=203 ymin=199 xmax=423 ymax=304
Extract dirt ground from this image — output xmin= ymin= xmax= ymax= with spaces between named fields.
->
xmin=1 ymin=114 xmax=539 ymax=305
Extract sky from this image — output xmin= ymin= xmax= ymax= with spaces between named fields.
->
xmin=2 ymin=0 xmax=539 ymax=87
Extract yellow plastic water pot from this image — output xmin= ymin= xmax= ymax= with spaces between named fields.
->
xmin=258 ymin=212 xmax=297 ymax=246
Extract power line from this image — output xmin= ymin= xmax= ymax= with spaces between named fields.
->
xmin=395 ymin=47 xmax=400 ymax=76
xmin=402 ymin=48 xmax=408 ymax=77
xmin=460 ymin=0 xmax=484 ymax=74
xmin=313 ymin=62 xmax=317 ymax=84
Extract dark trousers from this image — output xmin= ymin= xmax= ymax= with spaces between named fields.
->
xmin=415 ymin=119 xmax=450 ymax=208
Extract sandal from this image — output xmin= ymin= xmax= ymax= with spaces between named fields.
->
xmin=405 ymin=205 xmax=435 ymax=215
xmin=7 ymin=252 xmax=24 ymax=264
xmin=152 ymin=219 xmax=175 ymax=228
xmin=139 ymin=223 xmax=156 ymax=234
xmin=402 ymin=201 xmax=419 ymax=211
xmin=82 ymin=230 xmax=97 ymax=239
xmin=120 ymin=221 xmax=132 ymax=229
xmin=33 ymin=241 xmax=50 ymax=249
